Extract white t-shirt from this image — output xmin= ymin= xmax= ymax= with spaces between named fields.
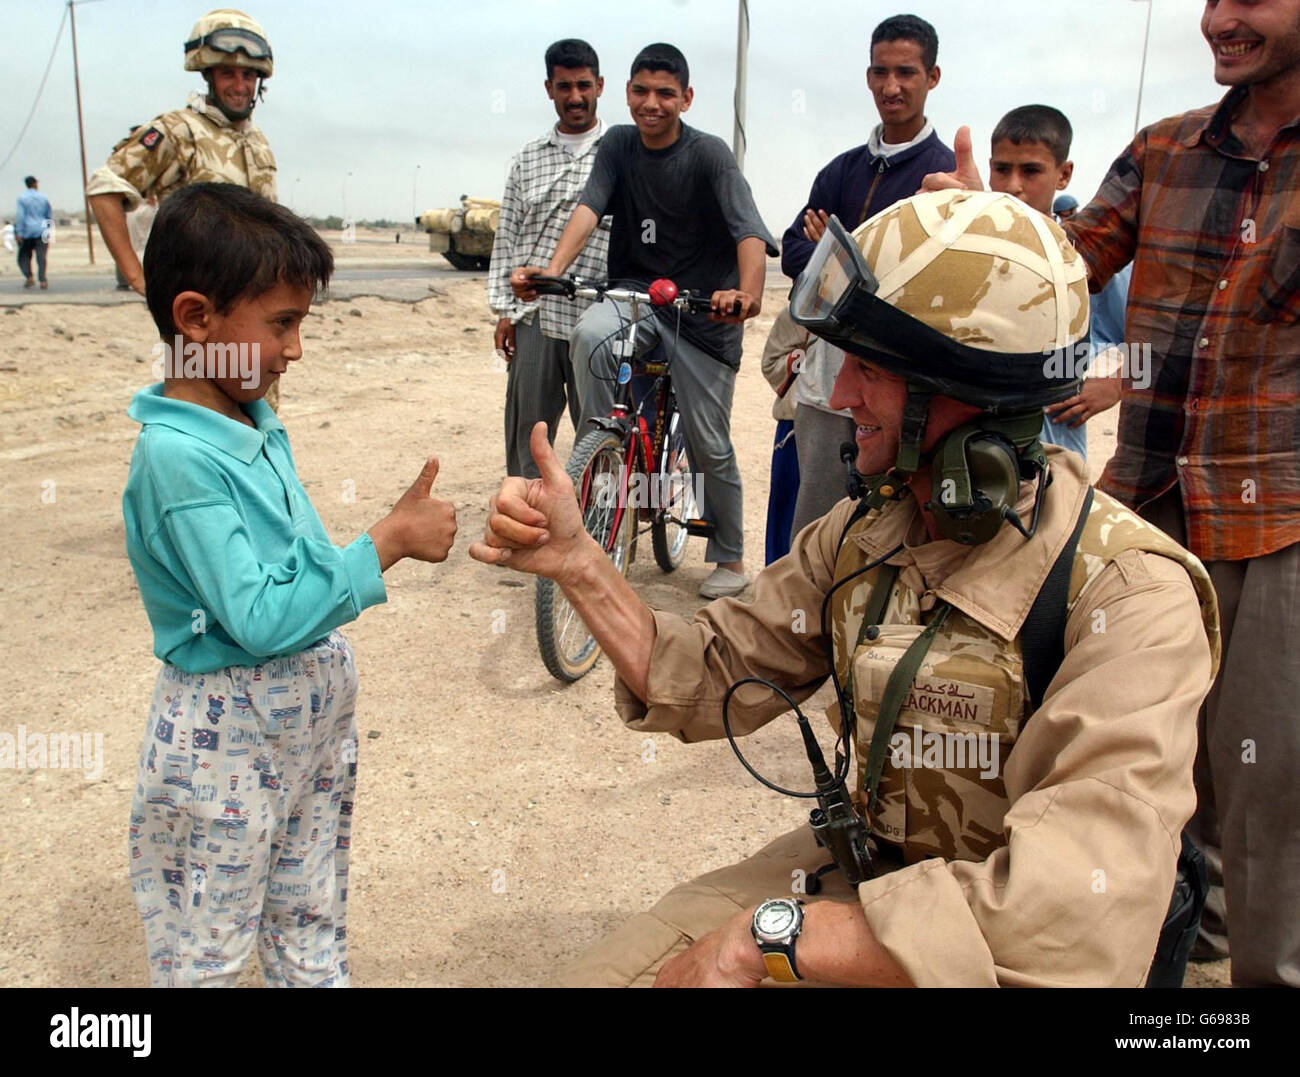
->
xmin=867 ymin=119 xmax=935 ymax=159
xmin=556 ymin=124 xmax=602 ymax=158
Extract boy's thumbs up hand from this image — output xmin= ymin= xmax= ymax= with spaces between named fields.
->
xmin=369 ymin=456 xmax=458 ymax=571
xmin=920 ymin=126 xmax=985 ymax=194
xmin=470 ymin=422 xmax=593 ymax=583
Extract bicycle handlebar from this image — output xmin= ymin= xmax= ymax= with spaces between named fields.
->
xmin=527 ymin=275 xmax=740 ymax=318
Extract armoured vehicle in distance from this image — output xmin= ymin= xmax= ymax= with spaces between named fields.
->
xmin=416 ymin=195 xmax=500 ymax=270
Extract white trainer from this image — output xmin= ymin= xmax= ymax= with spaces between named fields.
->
xmin=699 ymin=567 xmax=749 ymax=599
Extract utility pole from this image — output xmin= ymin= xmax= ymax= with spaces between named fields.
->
xmin=732 ymin=0 xmax=749 ymax=171
xmin=1133 ymin=0 xmax=1153 ymax=136
xmin=69 ymin=0 xmax=95 ymax=263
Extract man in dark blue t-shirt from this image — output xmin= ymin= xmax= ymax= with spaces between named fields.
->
xmin=513 ymin=42 xmax=776 ymax=599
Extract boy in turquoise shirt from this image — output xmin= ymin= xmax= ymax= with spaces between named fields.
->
xmin=123 ymin=183 xmax=458 ymax=987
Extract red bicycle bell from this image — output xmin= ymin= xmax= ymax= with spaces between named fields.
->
xmin=648 ymin=278 xmax=679 ymax=306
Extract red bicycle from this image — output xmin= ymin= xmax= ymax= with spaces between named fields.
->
xmin=528 ymin=275 xmax=734 ymax=681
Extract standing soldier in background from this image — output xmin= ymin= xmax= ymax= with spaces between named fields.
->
xmin=487 ymin=39 xmax=610 ymax=479
xmin=87 ymin=8 xmax=278 ymax=294
xmin=86 ymin=9 xmax=279 ymax=403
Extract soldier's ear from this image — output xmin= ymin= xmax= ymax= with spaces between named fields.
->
xmin=173 ymin=291 xmax=216 ymax=342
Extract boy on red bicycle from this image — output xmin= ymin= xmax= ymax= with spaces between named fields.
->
xmin=512 ymin=42 xmax=777 ymax=599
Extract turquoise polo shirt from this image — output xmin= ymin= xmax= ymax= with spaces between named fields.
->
xmin=123 ymin=384 xmax=386 ymax=673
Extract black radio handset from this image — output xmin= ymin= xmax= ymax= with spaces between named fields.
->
xmin=719 ymin=531 xmax=903 ymax=893
xmin=797 ymin=707 xmax=878 ymax=889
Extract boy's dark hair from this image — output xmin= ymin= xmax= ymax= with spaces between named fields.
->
xmin=24 ymin=175 xmax=37 ymax=188
xmin=545 ymin=38 xmax=599 ymax=80
xmin=870 ymin=14 xmax=939 ymax=71
xmin=991 ymin=105 xmax=1074 ymax=166
xmin=143 ymin=183 xmax=333 ymax=338
xmin=630 ymin=42 xmax=689 ymax=90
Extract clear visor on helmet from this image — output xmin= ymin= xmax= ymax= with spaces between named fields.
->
xmin=789 ymin=215 xmax=878 ymax=327
xmin=186 ymin=27 xmax=272 ymax=62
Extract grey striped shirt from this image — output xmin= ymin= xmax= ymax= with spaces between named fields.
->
xmin=487 ymin=120 xmax=610 ymax=341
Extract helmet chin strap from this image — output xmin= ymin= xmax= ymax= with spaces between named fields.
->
xmin=856 ymin=388 xmax=930 ymax=513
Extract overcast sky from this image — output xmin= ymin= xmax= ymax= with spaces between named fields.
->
xmin=3 ymin=0 xmax=1221 ymax=233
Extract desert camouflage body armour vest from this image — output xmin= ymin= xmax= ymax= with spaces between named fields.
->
xmin=104 ymin=101 xmax=278 ymax=205
xmin=830 ymin=486 xmax=1219 ymax=866
xmin=170 ymin=107 xmax=277 ymax=200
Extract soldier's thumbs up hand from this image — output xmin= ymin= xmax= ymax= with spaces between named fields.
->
xmin=369 ymin=456 xmax=458 ymax=570
xmin=920 ymin=126 xmax=985 ymax=194
xmin=470 ymin=422 xmax=592 ymax=583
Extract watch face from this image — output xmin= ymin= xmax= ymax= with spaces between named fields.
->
xmin=756 ymin=902 xmax=796 ymax=937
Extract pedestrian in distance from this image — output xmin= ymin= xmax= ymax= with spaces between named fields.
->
xmin=15 ymin=175 xmax=53 ymax=290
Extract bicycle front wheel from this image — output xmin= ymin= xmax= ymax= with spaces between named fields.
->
xmin=651 ymin=405 xmax=700 ymax=572
xmin=535 ymin=429 xmax=633 ymax=682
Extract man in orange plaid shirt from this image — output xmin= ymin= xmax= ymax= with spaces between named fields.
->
xmin=925 ymin=0 xmax=1299 ymax=986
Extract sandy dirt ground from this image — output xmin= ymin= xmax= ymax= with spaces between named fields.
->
xmin=0 ymin=231 xmax=1227 ymax=987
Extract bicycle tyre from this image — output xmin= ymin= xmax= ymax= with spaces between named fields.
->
xmin=651 ymin=405 xmax=699 ymax=572
xmin=535 ymin=429 xmax=633 ymax=682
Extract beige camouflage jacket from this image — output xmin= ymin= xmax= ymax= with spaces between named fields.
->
xmin=86 ymin=92 xmax=277 ymax=209
xmin=614 ymin=449 xmax=1219 ymax=986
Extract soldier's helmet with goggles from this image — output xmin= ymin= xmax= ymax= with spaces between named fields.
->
xmin=790 ymin=188 xmax=1090 ymax=413
xmin=184 ymin=9 xmax=273 ymax=78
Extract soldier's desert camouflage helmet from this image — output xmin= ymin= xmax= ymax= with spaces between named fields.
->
xmin=790 ymin=188 xmax=1090 ymax=412
xmin=184 ymin=9 xmax=273 ymax=78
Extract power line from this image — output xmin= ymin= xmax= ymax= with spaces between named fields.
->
xmin=0 ymin=5 xmax=70 ymax=173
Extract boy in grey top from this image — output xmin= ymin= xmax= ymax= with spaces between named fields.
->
xmin=513 ymin=43 xmax=776 ymax=598
xmin=487 ymin=39 xmax=610 ymax=479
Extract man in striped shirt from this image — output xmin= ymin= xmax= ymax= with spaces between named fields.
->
xmin=487 ymin=39 xmax=610 ymax=479
xmin=925 ymin=0 xmax=1299 ymax=986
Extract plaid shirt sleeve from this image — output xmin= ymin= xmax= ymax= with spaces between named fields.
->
xmin=483 ymin=128 xmax=610 ymax=339
xmin=1065 ymin=140 xmax=1142 ymax=293
xmin=487 ymin=154 xmax=526 ymax=320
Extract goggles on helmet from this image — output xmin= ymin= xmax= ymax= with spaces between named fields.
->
xmin=789 ymin=214 xmax=1081 ymax=414
xmin=185 ymin=27 xmax=273 ymax=63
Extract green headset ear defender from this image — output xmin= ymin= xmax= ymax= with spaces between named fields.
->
xmin=844 ymin=399 xmax=1051 ymax=548
xmin=925 ymin=411 xmax=1048 ymax=545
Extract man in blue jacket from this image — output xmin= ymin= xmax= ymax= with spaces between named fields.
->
xmin=15 ymin=176 xmax=53 ymax=290
xmin=774 ymin=14 xmax=955 ymax=551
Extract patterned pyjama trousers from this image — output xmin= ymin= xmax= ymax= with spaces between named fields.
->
xmin=128 ymin=632 xmax=359 ymax=987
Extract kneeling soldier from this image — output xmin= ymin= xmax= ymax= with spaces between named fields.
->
xmin=471 ymin=189 xmax=1220 ymax=987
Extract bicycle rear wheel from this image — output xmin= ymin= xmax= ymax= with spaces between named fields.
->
xmin=651 ymin=403 xmax=700 ymax=572
xmin=535 ymin=429 xmax=633 ymax=682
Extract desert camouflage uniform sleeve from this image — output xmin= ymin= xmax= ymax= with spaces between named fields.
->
xmin=245 ymin=127 xmax=277 ymax=202
xmin=613 ymin=498 xmax=859 ymax=741
xmin=856 ymin=549 xmax=1213 ymax=987
xmin=86 ymin=113 xmax=192 ymax=209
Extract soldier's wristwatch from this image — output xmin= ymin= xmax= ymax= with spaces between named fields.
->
xmin=751 ymin=897 xmax=805 ymax=982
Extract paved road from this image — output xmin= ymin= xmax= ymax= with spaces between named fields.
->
xmin=0 ymin=263 xmax=473 ymax=307
xmin=2 ymin=259 xmax=790 ymax=308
